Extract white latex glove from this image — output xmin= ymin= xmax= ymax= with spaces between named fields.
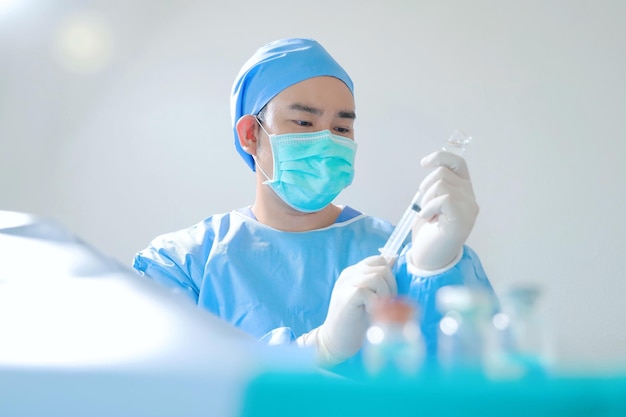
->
xmin=296 ymin=255 xmax=397 ymax=366
xmin=408 ymin=150 xmax=479 ymax=273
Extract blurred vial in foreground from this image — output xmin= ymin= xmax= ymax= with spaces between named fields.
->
xmin=436 ymin=285 xmax=497 ymax=372
xmin=363 ymin=297 xmax=424 ymax=376
xmin=488 ymin=284 xmax=553 ymax=379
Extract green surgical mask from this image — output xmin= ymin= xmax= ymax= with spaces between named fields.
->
xmin=254 ymin=120 xmax=357 ymax=213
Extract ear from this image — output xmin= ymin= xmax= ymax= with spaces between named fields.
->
xmin=236 ymin=115 xmax=261 ymax=156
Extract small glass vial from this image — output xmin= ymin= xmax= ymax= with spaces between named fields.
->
xmin=436 ymin=285 xmax=496 ymax=371
xmin=490 ymin=284 xmax=552 ymax=378
xmin=363 ymin=296 xmax=424 ymax=377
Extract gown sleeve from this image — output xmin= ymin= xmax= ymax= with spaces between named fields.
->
xmin=393 ymin=245 xmax=496 ymax=357
xmin=132 ymin=230 xmax=204 ymax=303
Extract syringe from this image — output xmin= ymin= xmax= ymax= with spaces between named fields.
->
xmin=379 ymin=130 xmax=472 ymax=263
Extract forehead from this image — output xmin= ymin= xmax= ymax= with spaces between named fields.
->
xmin=267 ymin=76 xmax=354 ymax=113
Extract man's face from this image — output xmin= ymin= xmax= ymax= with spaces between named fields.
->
xmin=253 ymin=76 xmax=355 ymax=180
xmin=249 ymin=76 xmax=356 ymax=212
xmin=258 ymin=76 xmax=356 ymax=140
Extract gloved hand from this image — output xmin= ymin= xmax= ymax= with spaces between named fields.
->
xmin=296 ymin=255 xmax=397 ymax=366
xmin=408 ymin=150 xmax=479 ymax=272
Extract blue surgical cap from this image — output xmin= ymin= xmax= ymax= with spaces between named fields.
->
xmin=230 ymin=38 xmax=354 ymax=171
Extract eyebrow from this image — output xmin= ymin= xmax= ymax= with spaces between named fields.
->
xmin=289 ymin=103 xmax=356 ymax=120
xmin=338 ymin=110 xmax=356 ymax=120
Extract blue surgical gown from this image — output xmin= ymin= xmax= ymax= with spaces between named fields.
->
xmin=133 ymin=206 xmax=494 ymax=357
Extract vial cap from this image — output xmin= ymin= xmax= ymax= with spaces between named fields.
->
xmin=370 ymin=297 xmax=416 ymax=323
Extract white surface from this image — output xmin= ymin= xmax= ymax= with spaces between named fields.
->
xmin=0 ymin=277 xmax=308 ymax=417
xmin=1 ymin=0 xmax=625 ymax=364
xmin=0 ymin=211 xmax=314 ymax=416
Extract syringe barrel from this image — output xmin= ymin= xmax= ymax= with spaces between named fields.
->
xmin=379 ymin=191 xmax=421 ymax=260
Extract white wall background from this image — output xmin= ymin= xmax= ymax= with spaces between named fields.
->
xmin=2 ymin=0 xmax=625 ymax=365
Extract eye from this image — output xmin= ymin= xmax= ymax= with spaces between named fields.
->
xmin=294 ymin=120 xmax=313 ymax=127
xmin=334 ymin=126 xmax=351 ymax=134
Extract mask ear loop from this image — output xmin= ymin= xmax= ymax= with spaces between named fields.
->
xmin=253 ymin=116 xmax=274 ymax=182
xmin=255 ymin=115 xmax=272 ymax=136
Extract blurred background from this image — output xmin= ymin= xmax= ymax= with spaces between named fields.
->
xmin=1 ymin=0 xmax=625 ymax=365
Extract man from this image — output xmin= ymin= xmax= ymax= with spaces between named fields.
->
xmin=133 ymin=38 xmax=494 ymax=367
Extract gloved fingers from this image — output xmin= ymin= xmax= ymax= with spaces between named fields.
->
xmin=338 ymin=255 xmax=387 ymax=281
xmin=357 ymin=255 xmax=398 ymax=296
xmin=363 ymin=291 xmax=380 ymax=316
xmin=339 ymin=255 xmax=397 ymax=293
xmin=420 ymin=178 xmax=476 ymax=219
xmin=354 ymin=268 xmax=397 ymax=298
xmin=421 ymin=150 xmax=471 ymax=180
xmin=338 ymin=271 xmax=396 ymax=313
xmin=417 ymin=193 xmax=479 ymax=232
xmin=418 ymin=166 xmax=475 ymax=201
xmin=331 ymin=258 xmax=397 ymax=317
xmin=410 ymin=214 xmax=429 ymax=236
xmin=355 ymin=286 xmax=397 ymax=316
xmin=359 ymin=254 xmax=392 ymax=267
